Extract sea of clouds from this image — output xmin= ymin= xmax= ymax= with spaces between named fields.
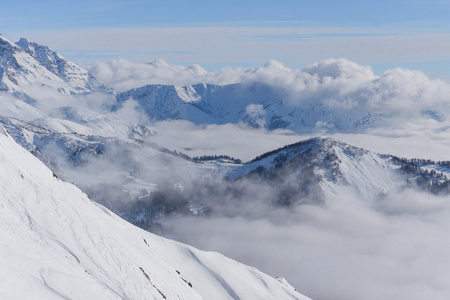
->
xmin=161 ymin=187 xmax=450 ymax=300
xmin=94 ymin=58 xmax=450 ymax=300
xmin=10 ymin=56 xmax=450 ymax=299
xmin=90 ymin=57 xmax=450 ymax=117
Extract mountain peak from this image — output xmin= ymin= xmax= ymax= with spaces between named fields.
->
xmin=16 ymin=37 xmax=54 ymax=57
xmin=15 ymin=37 xmax=91 ymax=85
xmin=245 ymin=136 xmax=359 ymax=165
xmin=15 ymin=37 xmax=37 ymax=54
xmin=227 ymin=137 xmax=395 ymax=203
xmin=0 ymin=34 xmax=21 ymax=52
xmin=146 ymin=59 xmax=170 ymax=68
xmin=0 ymin=35 xmax=107 ymax=95
xmin=16 ymin=37 xmax=31 ymax=46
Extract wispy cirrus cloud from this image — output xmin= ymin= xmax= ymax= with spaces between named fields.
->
xmin=8 ymin=26 xmax=450 ymax=77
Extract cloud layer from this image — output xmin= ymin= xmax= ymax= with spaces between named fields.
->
xmin=8 ymin=53 xmax=450 ymax=300
xmin=162 ymin=188 xmax=450 ymax=300
xmin=87 ymin=58 xmax=450 ymax=300
xmin=90 ymin=58 xmax=450 ymax=112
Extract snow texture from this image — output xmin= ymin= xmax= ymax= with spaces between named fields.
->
xmin=0 ymin=126 xmax=309 ymax=300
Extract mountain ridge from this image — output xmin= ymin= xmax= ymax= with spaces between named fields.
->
xmin=226 ymin=137 xmax=450 ymax=204
xmin=114 ymin=82 xmax=382 ymax=131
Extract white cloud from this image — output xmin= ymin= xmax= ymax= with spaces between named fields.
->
xmin=90 ymin=58 xmax=450 ymax=124
xmin=88 ymin=58 xmax=210 ymax=92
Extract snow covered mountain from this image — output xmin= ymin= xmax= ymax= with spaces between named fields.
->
xmin=0 ymin=126 xmax=309 ymax=299
xmin=3 ymin=35 xmax=450 ymax=300
xmin=115 ymin=82 xmax=381 ymax=131
xmin=1 ymin=35 xmax=447 ymax=224
xmin=226 ymin=137 xmax=450 ymax=205
xmin=0 ymin=34 xmax=105 ymax=95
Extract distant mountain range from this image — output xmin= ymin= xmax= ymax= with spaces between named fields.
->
xmin=114 ymin=82 xmax=381 ymax=132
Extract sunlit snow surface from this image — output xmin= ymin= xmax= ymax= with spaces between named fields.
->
xmin=0 ymin=127 xmax=309 ymax=300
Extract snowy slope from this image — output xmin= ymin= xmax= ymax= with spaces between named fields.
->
xmin=0 ymin=34 xmax=104 ymax=95
xmin=0 ymin=126 xmax=309 ymax=300
xmin=0 ymin=34 xmax=61 ymax=92
xmin=115 ymin=82 xmax=381 ymax=131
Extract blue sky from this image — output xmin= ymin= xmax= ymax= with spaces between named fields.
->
xmin=2 ymin=0 xmax=450 ymax=76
